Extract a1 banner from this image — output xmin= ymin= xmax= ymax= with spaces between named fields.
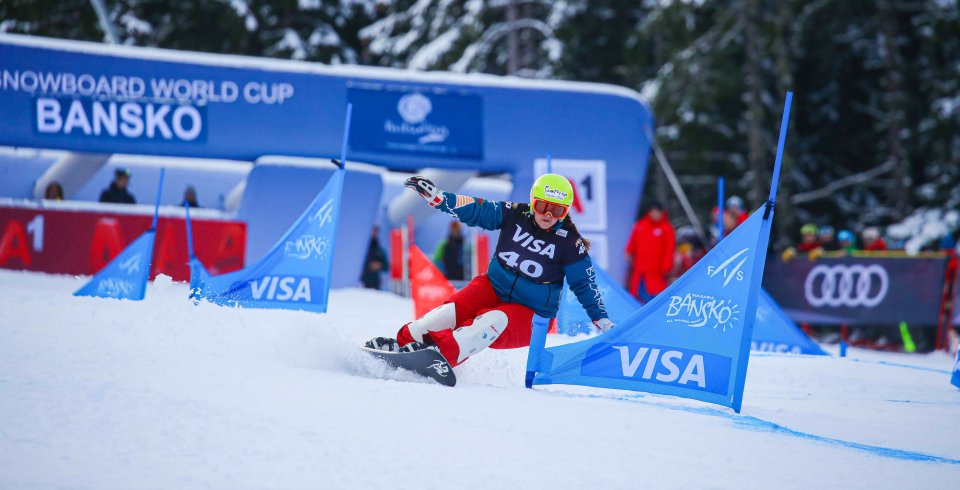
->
xmin=0 ymin=205 xmax=245 ymax=281
xmin=409 ymin=245 xmax=456 ymax=318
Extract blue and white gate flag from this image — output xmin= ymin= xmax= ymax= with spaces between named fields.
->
xmin=190 ymin=168 xmax=344 ymax=313
xmin=753 ymin=289 xmax=826 ymax=355
xmin=557 ymin=268 xmax=826 ymax=355
xmin=73 ymin=231 xmax=156 ymax=300
xmin=952 ymin=349 xmax=960 ymax=389
xmin=530 ymin=92 xmax=791 ymax=412
xmin=74 ymin=169 xmax=165 ymax=301
xmin=189 ymin=104 xmax=351 ymax=313
xmin=533 ymin=205 xmax=775 ymax=411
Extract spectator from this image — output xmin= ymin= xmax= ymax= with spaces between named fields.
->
xmin=725 ymin=195 xmax=748 ymax=228
xmin=671 ymin=226 xmax=706 ymax=283
xmin=837 ymin=229 xmax=857 ymax=254
xmin=181 ymin=185 xmax=200 ymax=208
xmin=43 ymin=181 xmax=64 ymax=200
xmin=796 ymin=223 xmax=821 ymax=253
xmin=862 ymin=227 xmax=888 ymax=251
xmin=625 ymin=201 xmax=676 ymax=304
xmin=433 ymin=221 xmax=466 ymax=280
xmin=937 ymin=228 xmax=958 ymax=252
xmin=709 ymin=207 xmax=733 ymax=241
xmin=360 ymin=225 xmax=389 ymax=289
xmin=99 ymin=168 xmax=136 ymax=204
xmin=818 ymin=225 xmax=839 ymax=251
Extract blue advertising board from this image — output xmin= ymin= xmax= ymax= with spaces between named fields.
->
xmin=348 ymin=87 xmax=482 ymax=159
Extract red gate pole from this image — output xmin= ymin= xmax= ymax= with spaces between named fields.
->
xmin=935 ymin=252 xmax=958 ymax=351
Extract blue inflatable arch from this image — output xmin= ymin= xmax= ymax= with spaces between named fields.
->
xmin=0 ymin=34 xmax=653 ymax=284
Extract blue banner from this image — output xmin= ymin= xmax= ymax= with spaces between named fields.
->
xmin=533 ymin=205 xmax=774 ymax=411
xmin=0 ymin=36 xmax=655 ymax=288
xmin=348 ymin=87 xmax=483 ymax=159
xmin=556 ymin=264 xmax=641 ymax=336
xmin=74 ymin=230 xmax=155 ymax=300
xmin=557 ymin=266 xmax=826 ymax=355
xmin=190 ymin=169 xmax=344 ymax=313
xmin=753 ymin=290 xmax=827 ymax=355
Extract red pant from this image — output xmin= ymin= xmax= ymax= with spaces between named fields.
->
xmin=397 ymin=274 xmax=534 ymax=366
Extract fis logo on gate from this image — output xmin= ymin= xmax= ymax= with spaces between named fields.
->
xmin=246 ymin=276 xmax=319 ymax=302
xmin=580 ymin=343 xmax=732 ymax=395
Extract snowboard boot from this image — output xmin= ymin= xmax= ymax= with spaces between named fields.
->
xmin=449 ymin=310 xmax=508 ymax=364
xmin=397 ymin=302 xmax=457 ymax=345
xmin=400 ymin=337 xmax=440 ymax=354
xmin=364 ymin=337 xmax=400 ymax=352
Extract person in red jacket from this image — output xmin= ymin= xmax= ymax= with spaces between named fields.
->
xmin=862 ymin=227 xmax=888 ymax=251
xmin=625 ymin=201 xmax=676 ymax=304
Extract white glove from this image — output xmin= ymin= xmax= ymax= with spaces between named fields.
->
xmin=593 ymin=318 xmax=614 ymax=332
xmin=404 ymin=176 xmax=444 ymax=207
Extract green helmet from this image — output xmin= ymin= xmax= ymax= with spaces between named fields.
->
xmin=800 ymin=223 xmax=818 ymax=235
xmin=530 ymin=173 xmax=574 ymax=207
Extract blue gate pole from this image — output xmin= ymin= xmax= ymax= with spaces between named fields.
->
xmin=731 ymin=91 xmax=792 ymax=413
xmin=717 ymin=177 xmax=725 ymax=241
xmin=525 ymin=314 xmax=550 ymax=388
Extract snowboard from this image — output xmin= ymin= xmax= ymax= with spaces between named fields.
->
xmin=361 ymin=346 xmax=457 ymax=387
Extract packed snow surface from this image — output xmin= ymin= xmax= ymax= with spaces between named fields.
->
xmin=1 ymin=270 xmax=958 ymax=489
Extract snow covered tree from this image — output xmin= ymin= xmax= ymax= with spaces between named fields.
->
xmin=0 ymin=0 xmax=104 ymax=41
xmin=358 ymin=0 xmax=566 ymax=76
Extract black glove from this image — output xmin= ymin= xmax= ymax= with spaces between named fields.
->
xmin=404 ymin=176 xmax=444 ymax=207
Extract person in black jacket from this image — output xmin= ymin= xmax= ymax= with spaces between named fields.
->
xmin=361 ymin=225 xmax=389 ymax=289
xmin=99 ymin=168 xmax=137 ymax=204
xmin=434 ymin=221 xmax=465 ymax=280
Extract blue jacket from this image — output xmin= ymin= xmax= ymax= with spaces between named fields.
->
xmin=434 ymin=192 xmax=607 ymax=320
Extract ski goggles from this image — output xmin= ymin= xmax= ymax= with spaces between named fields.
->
xmin=531 ymin=198 xmax=570 ymax=219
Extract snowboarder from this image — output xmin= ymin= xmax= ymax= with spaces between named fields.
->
xmin=366 ymin=174 xmax=613 ymax=368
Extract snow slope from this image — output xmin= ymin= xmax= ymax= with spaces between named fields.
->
xmin=1 ymin=270 xmax=958 ymax=489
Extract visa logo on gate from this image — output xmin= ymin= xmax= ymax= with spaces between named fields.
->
xmin=580 ymin=343 xmax=732 ymax=395
xmin=248 ymin=276 xmax=313 ymax=302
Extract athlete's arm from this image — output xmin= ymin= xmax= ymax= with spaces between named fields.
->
xmin=405 ymin=176 xmax=503 ymax=231
xmin=563 ymin=256 xmax=608 ymax=322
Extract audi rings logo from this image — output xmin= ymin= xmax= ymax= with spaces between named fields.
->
xmin=804 ymin=264 xmax=889 ymax=308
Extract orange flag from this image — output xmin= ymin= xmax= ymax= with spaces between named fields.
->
xmin=409 ymin=245 xmax=457 ymax=318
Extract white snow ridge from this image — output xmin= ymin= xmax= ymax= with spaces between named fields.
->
xmin=0 ymin=270 xmax=958 ymax=489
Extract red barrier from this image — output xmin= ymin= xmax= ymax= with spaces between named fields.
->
xmin=474 ymin=233 xmax=490 ymax=276
xmin=389 ymin=228 xmax=404 ymax=281
xmin=936 ymin=252 xmax=958 ymax=351
xmin=0 ymin=203 xmax=245 ymax=281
